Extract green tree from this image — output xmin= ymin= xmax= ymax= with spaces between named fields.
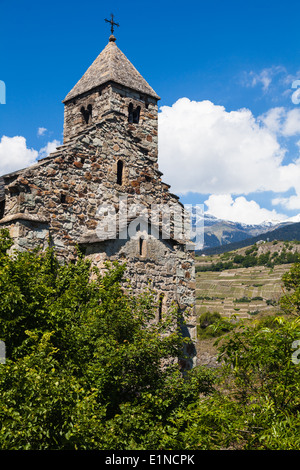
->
xmin=242 ymin=255 xmax=257 ymax=268
xmin=2 ymin=228 xmax=300 ymax=450
xmin=233 ymin=254 xmax=244 ymax=265
xmin=214 ymin=315 xmax=300 ymax=449
xmin=280 ymin=262 xmax=300 ymax=315
xmin=217 ymin=317 xmax=300 ymax=409
xmin=0 ymin=229 xmax=214 ymax=450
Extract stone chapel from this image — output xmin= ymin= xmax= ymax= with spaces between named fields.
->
xmin=0 ymin=31 xmax=197 ymax=368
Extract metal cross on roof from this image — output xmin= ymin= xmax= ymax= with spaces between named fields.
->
xmin=104 ymin=13 xmax=120 ymax=35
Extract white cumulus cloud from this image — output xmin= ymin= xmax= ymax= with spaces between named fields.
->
xmin=0 ymin=136 xmax=38 ymax=176
xmin=259 ymin=107 xmax=300 ymax=137
xmin=272 ymin=194 xmax=300 ymax=211
xmin=158 ymin=97 xmax=300 ymax=221
xmin=158 ymin=98 xmax=287 ymax=196
xmin=38 ymin=140 xmax=60 ymax=159
xmin=0 ymin=136 xmax=61 ymax=176
xmin=205 ymin=194 xmax=287 ymax=225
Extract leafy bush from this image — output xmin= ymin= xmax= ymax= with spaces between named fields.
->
xmin=234 ymin=296 xmax=251 ymax=303
xmin=280 ymin=262 xmax=300 ymax=315
xmin=1 ymin=228 xmax=300 ymax=450
xmin=266 ymin=299 xmax=277 ymax=306
xmin=217 ymin=316 xmax=300 ymax=425
xmin=198 ymin=312 xmax=234 ymax=339
xmin=0 ymin=229 xmax=215 ymax=450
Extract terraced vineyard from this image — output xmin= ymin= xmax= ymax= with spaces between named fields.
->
xmin=195 ymin=263 xmax=290 ymax=319
xmin=195 ymin=240 xmax=300 ymax=366
xmin=195 ymin=240 xmax=300 ymax=320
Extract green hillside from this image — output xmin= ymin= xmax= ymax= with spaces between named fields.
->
xmin=195 ymin=240 xmax=300 ymax=320
xmin=195 ymin=240 xmax=300 ymax=366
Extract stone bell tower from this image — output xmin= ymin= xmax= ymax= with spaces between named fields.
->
xmin=62 ymin=32 xmax=160 ymax=156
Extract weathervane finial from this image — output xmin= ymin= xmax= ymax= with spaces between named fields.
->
xmin=105 ymin=13 xmax=119 ymax=41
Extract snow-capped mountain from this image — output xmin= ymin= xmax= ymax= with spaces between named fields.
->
xmin=200 ymin=213 xmax=300 ymax=250
xmin=286 ymin=213 xmax=300 ymax=224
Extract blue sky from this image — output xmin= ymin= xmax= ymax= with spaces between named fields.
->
xmin=1 ymin=0 xmax=300 ymax=224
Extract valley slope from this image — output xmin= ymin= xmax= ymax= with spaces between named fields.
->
xmin=195 ymin=239 xmax=300 ymax=319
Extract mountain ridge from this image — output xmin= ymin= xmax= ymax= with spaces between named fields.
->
xmin=197 ymin=213 xmax=300 ymax=254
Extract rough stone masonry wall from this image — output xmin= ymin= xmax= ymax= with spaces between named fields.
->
xmin=1 ymin=98 xmax=184 ymax=246
xmin=63 ymin=83 xmax=158 ymax=146
xmin=84 ymin=236 xmax=196 ymax=369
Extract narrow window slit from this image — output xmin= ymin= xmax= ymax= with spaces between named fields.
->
xmin=158 ymin=294 xmax=164 ymax=321
xmin=128 ymin=103 xmax=141 ymax=124
xmin=0 ymin=199 xmax=5 ymax=219
xmin=117 ymin=160 xmax=123 ymax=185
xmin=139 ymin=237 xmax=144 ymax=256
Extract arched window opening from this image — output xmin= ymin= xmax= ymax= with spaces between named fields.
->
xmin=133 ymin=106 xmax=141 ymax=124
xmin=87 ymin=104 xmax=92 ymax=116
xmin=158 ymin=294 xmax=164 ymax=321
xmin=128 ymin=103 xmax=133 ymax=123
xmin=80 ymin=104 xmax=92 ymax=124
xmin=128 ymin=103 xmax=141 ymax=124
xmin=139 ymin=237 xmax=144 ymax=256
xmin=0 ymin=199 xmax=5 ymax=220
xmin=117 ymin=160 xmax=124 ymax=185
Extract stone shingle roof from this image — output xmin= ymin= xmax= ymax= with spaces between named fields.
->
xmin=63 ymin=37 xmax=160 ymax=103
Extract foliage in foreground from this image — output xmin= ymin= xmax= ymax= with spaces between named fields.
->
xmin=0 ymin=229 xmax=214 ymax=449
xmin=197 ymin=311 xmax=234 ymax=339
xmin=0 ymin=228 xmax=300 ymax=450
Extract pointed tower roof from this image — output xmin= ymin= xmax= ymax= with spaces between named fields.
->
xmin=63 ymin=36 xmax=160 ymax=103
